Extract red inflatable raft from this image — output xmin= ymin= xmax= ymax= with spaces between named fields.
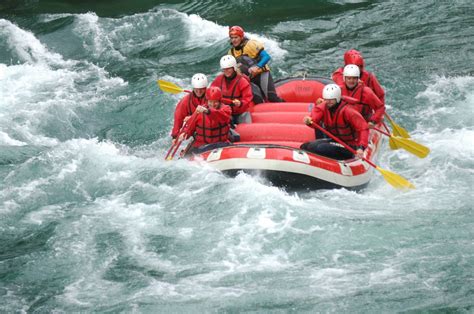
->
xmin=190 ymin=77 xmax=383 ymax=190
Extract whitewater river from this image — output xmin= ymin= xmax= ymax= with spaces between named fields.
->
xmin=1 ymin=1 xmax=473 ymax=312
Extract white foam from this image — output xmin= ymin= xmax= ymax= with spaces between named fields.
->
xmin=0 ymin=20 xmax=126 ymax=146
xmin=0 ymin=131 xmax=26 ymax=146
xmin=424 ymin=128 xmax=474 ymax=159
xmin=183 ymin=14 xmax=229 ymax=48
xmin=171 ymin=9 xmax=287 ymax=59
xmin=73 ymin=12 xmax=126 ymax=60
xmin=416 ymin=75 xmax=474 ymax=105
xmin=24 ymin=205 xmax=63 ymax=225
xmin=0 ymin=19 xmax=72 ymax=66
xmin=415 ymin=75 xmax=474 ymax=131
xmin=0 ymin=63 xmax=6 ymax=79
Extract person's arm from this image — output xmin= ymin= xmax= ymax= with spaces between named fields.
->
xmin=346 ymin=108 xmax=369 ymax=149
xmin=304 ymin=103 xmax=325 ymax=127
xmin=182 ymin=108 xmax=204 ymax=139
xmin=171 ymin=96 xmax=188 ymax=139
xmin=331 ymin=67 xmax=344 ymax=85
xmin=362 ymin=87 xmax=385 ymax=125
xmin=257 ymin=50 xmax=271 ymax=68
xmin=232 ymin=79 xmax=253 ymax=114
xmin=369 ymin=72 xmax=385 ymax=104
xmin=208 ymin=105 xmax=232 ymax=124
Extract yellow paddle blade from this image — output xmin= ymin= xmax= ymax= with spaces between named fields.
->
xmin=388 ymin=136 xmax=400 ymax=150
xmin=391 ymin=136 xmax=430 ymax=158
xmin=157 ymin=79 xmax=184 ymax=94
xmin=376 ymin=166 xmax=415 ymax=189
xmin=386 ymin=116 xmax=410 ymax=138
xmin=392 ymin=122 xmax=410 ymax=138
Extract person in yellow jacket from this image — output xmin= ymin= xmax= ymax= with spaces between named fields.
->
xmin=228 ymin=25 xmax=284 ymax=103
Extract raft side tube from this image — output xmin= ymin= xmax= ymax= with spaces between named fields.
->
xmin=235 ymin=123 xmax=316 ymax=142
xmin=251 ymin=112 xmax=307 ymax=124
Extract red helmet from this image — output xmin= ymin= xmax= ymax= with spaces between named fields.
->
xmin=229 ymin=26 xmax=244 ymax=38
xmin=206 ymin=86 xmax=222 ymax=101
xmin=343 ymin=49 xmax=361 ymax=65
xmin=347 ymin=53 xmax=365 ymax=67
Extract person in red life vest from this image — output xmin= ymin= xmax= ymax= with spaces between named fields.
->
xmin=211 ymin=55 xmax=254 ymax=123
xmin=332 ymin=49 xmax=385 ymax=104
xmin=301 ymin=84 xmax=369 ymax=160
xmin=170 ymin=73 xmax=208 ymax=144
xmin=228 ymin=25 xmax=284 ymax=102
xmin=340 ymin=64 xmax=385 ymax=128
xmin=179 ymin=86 xmax=232 ymax=155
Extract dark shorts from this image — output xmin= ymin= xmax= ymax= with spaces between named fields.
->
xmin=300 ymin=139 xmax=354 ymax=160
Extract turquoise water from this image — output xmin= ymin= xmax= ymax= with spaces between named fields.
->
xmin=1 ymin=1 xmax=473 ymax=312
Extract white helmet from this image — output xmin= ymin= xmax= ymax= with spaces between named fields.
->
xmin=343 ymin=64 xmax=360 ymax=78
xmin=220 ymin=55 xmax=237 ymax=70
xmin=322 ymin=84 xmax=342 ymax=103
xmin=191 ymin=73 xmax=208 ymax=89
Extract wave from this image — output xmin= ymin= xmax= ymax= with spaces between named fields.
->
xmin=0 ymin=19 xmax=126 ymax=146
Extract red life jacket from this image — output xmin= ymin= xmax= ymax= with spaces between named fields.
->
xmin=340 ymin=82 xmax=385 ymax=124
xmin=333 ymin=67 xmax=385 ymax=105
xmin=341 ymin=83 xmax=371 ymax=120
xmin=186 ymin=105 xmax=232 ymax=147
xmin=324 ymin=101 xmax=358 ymax=144
xmin=211 ymin=73 xmax=252 ymax=115
xmin=194 ymin=117 xmax=230 ymax=146
xmin=311 ymin=101 xmax=369 ymax=147
xmin=171 ymin=93 xmax=206 ymax=138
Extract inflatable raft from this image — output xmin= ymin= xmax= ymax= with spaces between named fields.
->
xmin=189 ymin=77 xmax=383 ymax=190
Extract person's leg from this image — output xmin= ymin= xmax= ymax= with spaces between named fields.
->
xmin=251 ymin=72 xmax=284 ymax=103
xmin=265 ymin=72 xmax=284 ymax=102
xmin=301 ymin=139 xmax=353 ymax=160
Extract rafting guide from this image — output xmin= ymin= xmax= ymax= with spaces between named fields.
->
xmin=228 ymin=25 xmax=284 ymax=103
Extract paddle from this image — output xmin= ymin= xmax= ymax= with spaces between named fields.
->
xmin=165 ymin=111 xmax=199 ymax=161
xmin=157 ymin=79 xmax=191 ymax=94
xmin=309 ymin=121 xmax=415 ymax=189
xmin=157 ymin=79 xmax=235 ymax=105
xmin=382 ymin=121 xmax=400 ymax=150
xmin=385 ymin=112 xmax=410 ymax=139
xmin=374 ymin=128 xmax=430 ymax=158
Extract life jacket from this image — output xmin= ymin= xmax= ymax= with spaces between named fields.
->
xmin=212 ymin=73 xmax=251 ymax=115
xmin=323 ymin=101 xmax=358 ymax=145
xmin=171 ymin=93 xmax=205 ymax=138
xmin=229 ymin=38 xmax=270 ymax=75
xmin=342 ymin=83 xmax=372 ymax=121
xmin=193 ymin=112 xmax=231 ymax=147
xmin=220 ymin=75 xmax=243 ymax=102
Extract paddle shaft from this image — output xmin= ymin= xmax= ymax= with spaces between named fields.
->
xmin=382 ymin=121 xmax=391 ymax=134
xmin=166 ymin=111 xmax=199 ymax=160
xmin=159 ymin=80 xmax=236 ymax=106
xmin=385 ymin=112 xmax=395 ymax=123
xmin=169 ymin=138 xmax=184 ymax=160
xmin=374 ymin=127 xmax=391 ymax=137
